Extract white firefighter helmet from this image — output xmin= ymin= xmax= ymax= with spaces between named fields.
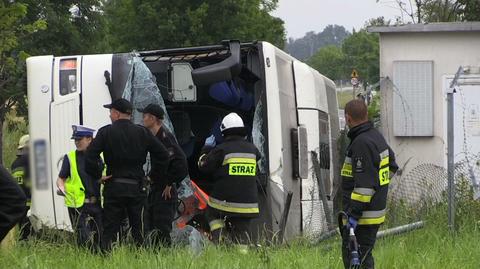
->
xmin=220 ymin=113 xmax=244 ymax=133
xmin=18 ymin=134 xmax=30 ymax=150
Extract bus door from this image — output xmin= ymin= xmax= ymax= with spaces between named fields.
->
xmin=50 ymin=56 xmax=82 ymax=229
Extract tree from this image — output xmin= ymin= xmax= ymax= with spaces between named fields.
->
xmin=386 ymin=0 xmax=480 ymax=23
xmin=286 ymin=25 xmax=350 ymax=60
xmin=307 ymin=25 xmax=380 ymax=84
xmin=458 ymin=0 xmax=480 ymax=20
xmin=102 ymin=0 xmax=285 ymax=52
xmin=0 ymin=2 xmax=46 ymax=164
xmin=18 ymin=0 xmax=106 ymax=56
xmin=421 ymin=0 xmax=464 ymax=22
xmin=364 ymin=16 xmax=392 ymax=28
xmin=308 ymin=46 xmax=346 ymax=81
xmin=341 ymin=31 xmax=379 ymax=85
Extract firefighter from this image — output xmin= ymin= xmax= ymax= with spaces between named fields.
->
xmin=0 ymin=165 xmax=26 ymax=242
xmin=341 ymin=99 xmax=398 ymax=269
xmin=11 ymin=134 xmax=31 ymax=240
xmin=85 ymin=98 xmax=169 ymax=252
xmin=138 ymin=104 xmax=188 ymax=247
xmin=198 ymin=112 xmax=260 ymax=245
xmin=56 ymin=125 xmax=103 ymax=249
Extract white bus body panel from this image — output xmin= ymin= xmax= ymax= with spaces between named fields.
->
xmin=28 ymin=54 xmax=113 ymax=230
xmin=293 ymin=61 xmax=331 ymax=236
xmin=262 ymin=42 xmax=335 ymax=239
xmin=81 ymin=54 xmax=113 ymax=130
xmin=261 ymin=43 xmax=287 ymax=236
xmin=27 ymin=56 xmax=56 ymax=228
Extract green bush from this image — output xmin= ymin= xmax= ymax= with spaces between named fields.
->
xmin=2 ymin=110 xmax=28 ymax=170
xmin=368 ymin=94 xmax=380 ymax=127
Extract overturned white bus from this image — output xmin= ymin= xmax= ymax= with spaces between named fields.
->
xmin=26 ymin=41 xmax=340 ymax=241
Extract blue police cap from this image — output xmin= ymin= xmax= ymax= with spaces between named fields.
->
xmin=71 ymin=125 xmax=95 ymax=139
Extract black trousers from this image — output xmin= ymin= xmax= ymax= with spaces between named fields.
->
xmin=146 ymin=185 xmax=177 ymax=247
xmin=0 ymin=166 xmax=26 ymax=242
xmin=68 ymin=203 xmax=103 ymax=249
xmin=101 ymin=194 xmax=146 ymax=251
xmin=207 ymin=208 xmax=252 ymax=245
xmin=342 ymin=225 xmax=379 ymax=269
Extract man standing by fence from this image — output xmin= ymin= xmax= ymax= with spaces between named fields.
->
xmin=340 ymin=99 xmax=398 ymax=269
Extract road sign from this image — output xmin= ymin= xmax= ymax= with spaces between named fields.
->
xmin=351 ymin=69 xmax=358 ymax=78
xmin=351 ymin=77 xmax=359 ymax=86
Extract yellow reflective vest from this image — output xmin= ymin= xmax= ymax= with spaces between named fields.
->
xmin=64 ymin=151 xmax=85 ymax=208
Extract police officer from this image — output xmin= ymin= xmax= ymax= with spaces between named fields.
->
xmin=11 ymin=135 xmax=31 ymax=240
xmin=85 ymin=98 xmax=169 ymax=252
xmin=341 ymin=99 xmax=398 ymax=269
xmin=198 ymin=112 xmax=260 ymax=245
xmin=56 ymin=125 xmax=103 ymax=249
xmin=138 ymin=104 xmax=188 ymax=247
xmin=0 ymin=164 xmax=26 ymax=242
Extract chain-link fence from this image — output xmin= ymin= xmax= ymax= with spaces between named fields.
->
xmin=382 ymin=73 xmax=480 ymax=228
xmin=387 ymin=153 xmax=480 ymax=227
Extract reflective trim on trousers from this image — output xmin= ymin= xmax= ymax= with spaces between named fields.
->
xmin=358 ymin=209 xmax=386 ymax=225
xmin=208 ymin=197 xmax=259 ymax=214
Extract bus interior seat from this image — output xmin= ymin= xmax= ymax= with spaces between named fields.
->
xmin=208 ymin=80 xmax=253 ymax=111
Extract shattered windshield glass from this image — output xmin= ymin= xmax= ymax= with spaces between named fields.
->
xmin=122 ymin=55 xmax=175 ymax=134
xmin=252 ymin=98 xmax=266 ymax=174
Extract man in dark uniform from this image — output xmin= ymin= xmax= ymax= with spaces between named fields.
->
xmin=138 ymin=104 xmax=188 ymax=247
xmin=85 ymin=98 xmax=169 ymax=252
xmin=56 ymin=125 xmax=103 ymax=249
xmin=11 ymin=134 xmax=31 ymax=240
xmin=340 ymin=99 xmax=398 ymax=269
xmin=198 ymin=112 xmax=260 ymax=245
xmin=0 ymin=164 xmax=26 ymax=242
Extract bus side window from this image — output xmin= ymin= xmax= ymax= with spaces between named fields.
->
xmin=318 ymin=111 xmax=331 ymax=192
xmin=59 ymin=59 xmax=77 ymax=96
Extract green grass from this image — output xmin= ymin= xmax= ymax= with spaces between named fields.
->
xmin=2 ymin=107 xmax=479 ymax=268
xmin=337 ymin=90 xmax=354 ymax=109
xmin=1 ymin=206 xmax=479 ymax=269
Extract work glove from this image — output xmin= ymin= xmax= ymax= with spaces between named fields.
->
xmin=204 ymin=134 xmax=216 ymax=148
xmin=346 ymin=216 xmax=358 ymax=231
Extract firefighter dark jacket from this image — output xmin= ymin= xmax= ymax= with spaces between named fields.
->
xmin=341 ymin=121 xmax=399 ymax=225
xmin=198 ymin=136 xmax=260 ymax=218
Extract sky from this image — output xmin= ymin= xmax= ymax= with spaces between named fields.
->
xmin=271 ymin=0 xmax=404 ymax=39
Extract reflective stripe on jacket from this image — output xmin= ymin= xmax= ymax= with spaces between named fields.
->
xmin=341 ymin=122 xmax=399 ymax=225
xmin=198 ymin=136 xmax=260 ymax=217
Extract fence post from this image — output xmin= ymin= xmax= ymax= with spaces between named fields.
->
xmin=447 ymin=66 xmax=463 ymax=232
